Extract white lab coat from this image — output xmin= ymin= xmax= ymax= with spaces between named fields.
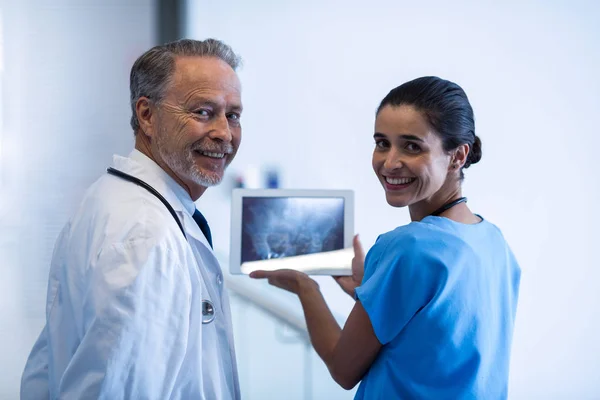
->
xmin=21 ymin=150 xmax=240 ymax=399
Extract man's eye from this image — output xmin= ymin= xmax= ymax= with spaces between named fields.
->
xmin=194 ymin=109 xmax=210 ymax=117
xmin=227 ymin=113 xmax=241 ymax=121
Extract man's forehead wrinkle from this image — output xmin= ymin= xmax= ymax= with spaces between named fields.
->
xmin=179 ymin=86 xmax=241 ymax=107
xmin=181 ymin=87 xmax=214 ymax=105
xmin=166 ymin=60 xmax=242 ymax=107
xmin=174 ymin=69 xmax=241 ymax=93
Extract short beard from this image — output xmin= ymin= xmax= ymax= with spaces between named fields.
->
xmin=156 ymin=132 xmax=231 ymax=188
xmin=163 ymin=145 xmax=223 ymax=187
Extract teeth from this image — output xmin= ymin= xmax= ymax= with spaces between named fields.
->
xmin=200 ymin=151 xmax=225 ymax=159
xmin=385 ymin=177 xmax=414 ymax=185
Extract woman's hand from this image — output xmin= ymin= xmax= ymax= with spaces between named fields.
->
xmin=333 ymin=234 xmax=365 ymax=298
xmin=249 ymin=269 xmax=318 ymax=295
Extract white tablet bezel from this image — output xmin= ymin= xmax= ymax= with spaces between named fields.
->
xmin=229 ymin=189 xmax=354 ymax=275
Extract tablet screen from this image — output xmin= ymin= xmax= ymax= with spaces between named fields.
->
xmin=241 ymin=196 xmax=345 ymax=263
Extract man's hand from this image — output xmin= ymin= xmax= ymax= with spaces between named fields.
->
xmin=333 ymin=234 xmax=365 ymax=298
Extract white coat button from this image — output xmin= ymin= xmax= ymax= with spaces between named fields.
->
xmin=217 ymin=274 xmax=223 ymax=285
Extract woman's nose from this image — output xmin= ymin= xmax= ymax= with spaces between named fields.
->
xmin=383 ymin=151 xmax=404 ymax=171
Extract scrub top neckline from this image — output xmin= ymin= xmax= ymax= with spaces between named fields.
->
xmin=421 ymin=214 xmax=486 ymax=228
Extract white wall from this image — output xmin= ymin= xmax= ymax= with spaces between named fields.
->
xmin=187 ymin=1 xmax=600 ymax=398
xmin=0 ymin=1 xmax=155 ymax=398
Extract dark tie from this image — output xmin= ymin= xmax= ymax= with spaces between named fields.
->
xmin=192 ymin=209 xmax=213 ymax=249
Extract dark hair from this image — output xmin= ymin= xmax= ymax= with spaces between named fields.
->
xmin=377 ymin=76 xmax=482 ymax=176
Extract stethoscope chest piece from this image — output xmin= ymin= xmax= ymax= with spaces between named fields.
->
xmin=202 ymin=300 xmax=215 ymax=324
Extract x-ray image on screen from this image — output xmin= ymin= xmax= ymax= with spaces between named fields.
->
xmin=241 ymin=197 xmax=345 ymax=263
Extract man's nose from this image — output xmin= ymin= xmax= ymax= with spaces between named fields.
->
xmin=208 ymin=113 xmax=232 ymax=142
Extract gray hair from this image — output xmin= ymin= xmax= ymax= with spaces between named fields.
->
xmin=129 ymin=38 xmax=242 ymax=134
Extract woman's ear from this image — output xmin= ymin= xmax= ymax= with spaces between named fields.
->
xmin=450 ymin=143 xmax=470 ymax=170
xmin=136 ymin=97 xmax=156 ymax=138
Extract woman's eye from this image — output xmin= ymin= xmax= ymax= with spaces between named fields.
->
xmin=405 ymin=142 xmax=421 ymax=153
xmin=375 ymin=140 xmax=389 ymax=149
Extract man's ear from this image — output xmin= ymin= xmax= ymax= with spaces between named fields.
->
xmin=136 ymin=97 xmax=156 ymax=138
xmin=450 ymin=143 xmax=470 ymax=170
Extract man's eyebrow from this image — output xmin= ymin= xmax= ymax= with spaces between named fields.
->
xmin=186 ymin=97 xmax=243 ymax=112
xmin=186 ymin=97 xmax=219 ymax=108
xmin=229 ymin=103 xmax=243 ymax=112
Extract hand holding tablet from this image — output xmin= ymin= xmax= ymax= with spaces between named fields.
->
xmin=229 ymin=189 xmax=354 ymax=275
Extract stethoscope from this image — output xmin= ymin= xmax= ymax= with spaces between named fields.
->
xmin=107 ymin=167 xmax=216 ymax=324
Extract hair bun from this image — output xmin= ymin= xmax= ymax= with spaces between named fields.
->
xmin=465 ymin=135 xmax=482 ymax=168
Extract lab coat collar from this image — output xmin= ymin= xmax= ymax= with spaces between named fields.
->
xmin=110 ymin=150 xmax=213 ymax=249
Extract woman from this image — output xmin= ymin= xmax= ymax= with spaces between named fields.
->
xmin=250 ymin=76 xmax=521 ymax=399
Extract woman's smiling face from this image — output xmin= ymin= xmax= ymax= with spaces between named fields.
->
xmin=372 ymin=104 xmax=453 ymax=208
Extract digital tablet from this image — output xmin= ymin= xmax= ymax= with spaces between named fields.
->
xmin=230 ymin=189 xmax=354 ymax=275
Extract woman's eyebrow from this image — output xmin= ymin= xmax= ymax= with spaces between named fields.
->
xmin=374 ymin=132 xmax=424 ymax=142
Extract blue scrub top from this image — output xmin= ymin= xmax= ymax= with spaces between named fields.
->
xmin=354 ymin=216 xmax=521 ymax=399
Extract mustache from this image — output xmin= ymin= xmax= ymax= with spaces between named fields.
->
xmin=190 ymin=140 xmax=233 ymax=154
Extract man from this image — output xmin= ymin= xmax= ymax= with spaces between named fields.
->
xmin=21 ymin=38 xmax=243 ymax=399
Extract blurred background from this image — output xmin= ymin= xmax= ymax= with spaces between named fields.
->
xmin=1 ymin=0 xmax=599 ymax=399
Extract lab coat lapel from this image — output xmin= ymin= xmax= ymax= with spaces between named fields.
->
xmin=181 ymin=212 xmax=215 ymax=255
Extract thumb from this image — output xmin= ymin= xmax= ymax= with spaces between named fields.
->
xmin=353 ymin=234 xmax=365 ymax=261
